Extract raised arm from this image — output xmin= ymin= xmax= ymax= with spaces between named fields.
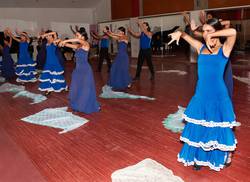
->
xmin=70 ymin=25 xmax=76 ymax=35
xmin=41 ymin=31 xmax=57 ymax=39
xmin=90 ymin=32 xmax=101 ymax=40
xmin=168 ymin=31 xmax=203 ymax=53
xmin=59 ymin=39 xmax=89 ymax=51
xmin=207 ymin=28 xmax=236 ymax=57
xmin=104 ymin=30 xmax=120 ymax=40
xmin=6 ymin=29 xmax=21 ymax=42
xmin=220 ymin=20 xmax=231 ymax=29
xmin=127 ymin=27 xmax=141 ymax=38
xmin=138 ymin=20 xmax=153 ymax=38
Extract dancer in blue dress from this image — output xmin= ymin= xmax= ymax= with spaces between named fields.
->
xmin=1 ymin=33 xmax=15 ymax=80
xmin=104 ymin=27 xmax=132 ymax=90
xmin=187 ymin=11 xmax=234 ymax=98
xmin=7 ymin=28 xmax=37 ymax=83
xmin=168 ymin=18 xmax=238 ymax=171
xmin=38 ymin=31 xmax=67 ymax=95
xmin=60 ymin=29 xmax=100 ymax=114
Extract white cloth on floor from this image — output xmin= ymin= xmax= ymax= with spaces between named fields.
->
xmin=233 ymin=75 xmax=250 ymax=85
xmin=13 ymin=90 xmax=47 ymax=104
xmin=111 ymin=158 xmax=184 ymax=182
xmin=0 ymin=83 xmax=47 ymax=104
xmin=100 ymin=85 xmax=155 ymax=100
xmin=21 ymin=107 xmax=89 ymax=134
xmin=163 ymin=106 xmax=186 ymax=133
xmin=0 ymin=83 xmax=25 ymax=93
xmin=156 ymin=70 xmax=187 ymax=75
xmin=0 ymin=76 xmax=6 ymax=82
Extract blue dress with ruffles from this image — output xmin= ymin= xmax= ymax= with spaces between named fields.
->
xmin=178 ymin=45 xmax=238 ymax=171
xmin=16 ymin=42 xmax=37 ymax=82
xmin=39 ymin=43 xmax=67 ymax=92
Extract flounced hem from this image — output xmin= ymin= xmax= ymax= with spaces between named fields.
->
xmin=177 ymin=155 xmax=225 ymax=172
xmin=16 ymin=71 xmax=37 ymax=76
xmin=16 ymin=78 xmax=37 ymax=83
xmin=180 ymin=136 xmax=237 ymax=151
xmin=41 ymin=70 xmax=64 ymax=75
xmin=38 ymin=86 xmax=68 ymax=92
xmin=39 ymin=78 xmax=66 ymax=84
xmin=183 ymin=114 xmax=240 ymax=128
xmin=16 ymin=63 xmax=36 ymax=67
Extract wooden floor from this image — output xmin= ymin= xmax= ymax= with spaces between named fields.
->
xmin=0 ymin=51 xmax=250 ymax=182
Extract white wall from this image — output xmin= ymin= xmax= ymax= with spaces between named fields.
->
xmin=93 ymin=0 xmax=111 ymax=23
xmin=0 ymin=8 xmax=94 ymax=34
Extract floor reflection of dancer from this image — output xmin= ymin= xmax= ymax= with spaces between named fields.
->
xmin=90 ymin=26 xmax=111 ymax=72
xmin=38 ymin=31 xmax=67 ymax=95
xmin=104 ymin=27 xmax=132 ymax=90
xmin=128 ymin=20 xmax=155 ymax=80
xmin=168 ymin=18 xmax=238 ymax=171
xmin=7 ymin=28 xmax=37 ymax=83
xmin=60 ymin=29 xmax=100 ymax=114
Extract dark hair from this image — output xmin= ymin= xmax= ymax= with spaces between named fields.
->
xmin=44 ymin=30 xmax=56 ymax=39
xmin=206 ymin=12 xmax=215 ymax=19
xmin=79 ymin=27 xmax=86 ymax=32
xmin=206 ymin=18 xmax=225 ymax=43
xmin=143 ymin=22 xmax=151 ymax=32
xmin=105 ymin=26 xmax=109 ymax=31
xmin=118 ymin=26 xmax=126 ymax=34
xmin=78 ymin=29 xmax=88 ymax=40
xmin=206 ymin=18 xmax=223 ymax=31
xmin=4 ymin=36 xmax=10 ymax=42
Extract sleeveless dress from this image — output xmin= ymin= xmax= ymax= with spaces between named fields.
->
xmin=108 ymin=41 xmax=132 ymax=90
xmin=178 ymin=45 xmax=238 ymax=171
xmin=39 ymin=43 xmax=67 ymax=92
xmin=16 ymin=42 xmax=37 ymax=82
xmin=1 ymin=45 xmax=15 ymax=79
xmin=69 ymin=49 xmax=100 ymax=114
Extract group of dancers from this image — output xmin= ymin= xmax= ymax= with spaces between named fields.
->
xmin=0 ymin=10 xmax=238 ymax=172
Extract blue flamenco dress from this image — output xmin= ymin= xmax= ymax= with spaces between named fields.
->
xmin=178 ymin=45 xmax=238 ymax=171
xmin=1 ymin=45 xmax=15 ymax=79
xmin=16 ymin=42 xmax=37 ymax=82
xmin=39 ymin=43 xmax=67 ymax=92
xmin=108 ymin=41 xmax=132 ymax=90
xmin=69 ymin=49 xmax=100 ymax=114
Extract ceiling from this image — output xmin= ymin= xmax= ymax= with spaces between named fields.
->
xmin=0 ymin=0 xmax=103 ymax=8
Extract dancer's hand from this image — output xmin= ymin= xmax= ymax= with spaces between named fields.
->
xmin=59 ymin=41 xmax=65 ymax=47
xmin=199 ymin=10 xmax=206 ymax=25
xmin=182 ymin=11 xmax=190 ymax=25
xmin=168 ymin=31 xmax=182 ymax=45
xmin=190 ymin=20 xmax=199 ymax=31
xmin=206 ymin=34 xmax=214 ymax=52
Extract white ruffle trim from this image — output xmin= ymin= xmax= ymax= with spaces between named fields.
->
xmin=16 ymin=63 xmax=36 ymax=67
xmin=42 ymin=70 xmax=64 ymax=75
xmin=180 ymin=136 xmax=237 ymax=151
xmin=38 ymin=86 xmax=68 ymax=92
xmin=16 ymin=78 xmax=37 ymax=83
xmin=39 ymin=78 xmax=66 ymax=84
xmin=177 ymin=155 xmax=226 ymax=172
xmin=16 ymin=71 xmax=37 ymax=76
xmin=183 ymin=114 xmax=241 ymax=128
